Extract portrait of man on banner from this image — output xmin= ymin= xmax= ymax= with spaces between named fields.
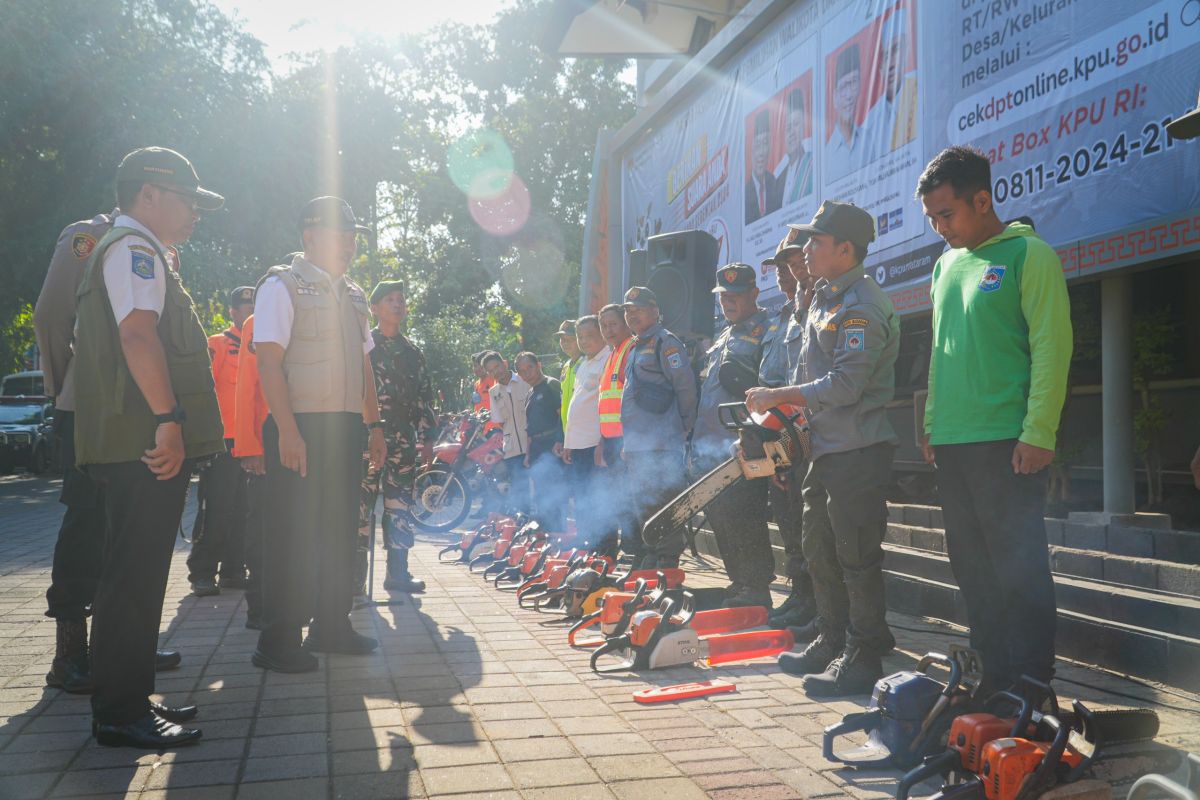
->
xmin=863 ymin=3 xmax=919 ymax=157
xmin=744 ymin=108 xmax=780 ymax=224
xmin=825 ymin=41 xmax=867 ymax=180
xmin=775 ymin=85 xmax=814 ymax=206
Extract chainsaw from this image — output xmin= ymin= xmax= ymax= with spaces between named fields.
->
xmin=640 ymin=402 xmax=810 ymax=552
xmin=505 ymin=547 xmax=582 ymax=594
xmin=468 ymin=519 xmax=539 ymax=573
xmin=488 ymin=533 xmax=567 ymax=588
xmin=524 ymin=557 xmax=616 ymax=615
xmin=568 ymin=572 xmax=767 ymax=649
xmin=824 ymin=647 xmax=982 ymax=771
xmin=481 ymin=525 xmax=548 ymax=580
xmin=438 ymin=514 xmax=518 ymax=564
xmin=589 ymin=591 xmax=793 ymax=673
xmin=516 ymin=552 xmax=592 ymax=607
xmin=899 ymin=687 xmax=1165 ymax=800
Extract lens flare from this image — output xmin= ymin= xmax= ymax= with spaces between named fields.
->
xmin=500 ymin=238 xmax=568 ymax=310
xmin=469 ymin=175 xmax=531 ymax=236
xmin=448 ymin=129 xmax=515 ymax=200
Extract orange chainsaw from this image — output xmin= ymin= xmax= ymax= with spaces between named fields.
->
xmin=589 ymin=591 xmax=792 ymax=673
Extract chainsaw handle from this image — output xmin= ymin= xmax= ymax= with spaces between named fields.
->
xmin=822 ymin=708 xmax=882 ymax=763
xmin=1014 ymin=713 xmax=1070 ymax=800
xmin=718 ymin=402 xmax=752 ymax=430
xmin=916 ymin=652 xmax=962 ymax=697
xmin=1128 ymin=753 xmax=1200 ymax=800
xmin=896 ymin=749 xmax=959 ymax=800
xmin=983 ymin=690 xmax=1034 ymax=738
xmin=675 ymin=591 xmax=696 ymax=627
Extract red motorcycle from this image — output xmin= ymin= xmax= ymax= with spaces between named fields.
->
xmin=411 ymin=411 xmax=507 ymax=533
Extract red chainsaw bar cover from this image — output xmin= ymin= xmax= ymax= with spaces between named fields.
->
xmin=634 ymin=679 xmax=737 ymax=704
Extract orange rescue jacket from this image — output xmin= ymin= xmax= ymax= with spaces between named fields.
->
xmin=208 ymin=325 xmax=243 ymax=439
xmin=232 ymin=316 xmax=269 ymax=458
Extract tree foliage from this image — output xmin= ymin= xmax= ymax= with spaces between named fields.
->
xmin=0 ymin=0 xmax=635 ymax=397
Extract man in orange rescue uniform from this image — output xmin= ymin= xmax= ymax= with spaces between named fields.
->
xmin=187 ymin=286 xmax=256 ymax=597
xmin=233 ymin=310 xmax=270 ymax=630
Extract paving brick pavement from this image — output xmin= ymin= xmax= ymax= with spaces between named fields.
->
xmin=0 ymin=472 xmax=1197 ymax=799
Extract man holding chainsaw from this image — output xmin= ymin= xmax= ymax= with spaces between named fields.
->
xmin=917 ymin=146 xmax=1071 ymax=694
xmin=758 ymin=235 xmax=821 ymax=634
xmin=691 ymin=264 xmax=777 ymax=608
xmin=746 ymin=200 xmax=899 ymax=697
xmin=620 ymin=286 xmax=698 ymax=570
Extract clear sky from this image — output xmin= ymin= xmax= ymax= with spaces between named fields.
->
xmin=210 ymin=0 xmax=513 ymax=64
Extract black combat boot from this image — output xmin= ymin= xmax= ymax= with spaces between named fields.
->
xmin=778 ymin=633 xmax=842 ymax=677
xmin=801 ymin=646 xmax=883 ymax=698
xmin=768 ymin=589 xmax=816 ymax=628
xmin=383 ymin=548 xmax=426 ymax=593
xmin=46 ymin=619 xmax=94 ymax=694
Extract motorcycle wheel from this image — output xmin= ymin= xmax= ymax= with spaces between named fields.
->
xmin=411 ymin=468 xmax=472 ymax=532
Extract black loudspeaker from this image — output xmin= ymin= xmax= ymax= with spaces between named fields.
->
xmin=628 ymin=249 xmax=648 ymax=289
xmin=645 ymin=230 xmax=719 ymax=337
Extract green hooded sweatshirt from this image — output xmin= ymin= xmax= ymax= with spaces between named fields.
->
xmin=924 ymin=222 xmax=1072 ymax=450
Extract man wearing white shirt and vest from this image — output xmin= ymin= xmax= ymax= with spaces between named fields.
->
xmin=253 ymin=197 xmax=387 ymax=673
xmin=72 ymin=147 xmax=225 ymax=747
xmin=597 ymin=304 xmax=636 ymax=556
xmin=484 ymin=352 xmax=533 ymax=516
xmin=562 ymin=315 xmax=610 ymax=550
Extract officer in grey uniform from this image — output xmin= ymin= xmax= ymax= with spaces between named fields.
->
xmin=758 ymin=235 xmax=820 ymax=632
xmin=619 ymin=287 xmax=698 ymax=569
xmin=691 ymin=264 xmax=776 ymax=607
xmin=746 ymin=201 xmax=899 ymax=697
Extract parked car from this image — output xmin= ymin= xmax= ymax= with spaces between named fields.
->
xmin=0 ymin=397 xmax=56 ymax=475
xmin=0 ymin=370 xmax=44 ymax=398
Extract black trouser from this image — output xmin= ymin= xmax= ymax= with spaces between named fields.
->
xmin=626 ymin=448 xmax=687 ymax=561
xmin=599 ymin=436 xmax=637 ymax=557
xmin=803 ymin=442 xmax=895 ymax=656
xmin=186 ymin=443 xmax=247 ymax=582
xmin=706 ymin=475 xmax=774 ymax=592
xmin=503 ymin=454 xmax=531 ymax=517
xmin=44 ymin=411 xmax=104 ymax=621
xmin=771 ymin=459 xmax=817 ymax=602
xmin=260 ymin=413 xmax=360 ymax=654
xmin=87 ymin=459 xmax=191 ymax=725
xmin=243 ymin=473 xmax=265 ymax=620
xmin=528 ymin=441 xmax=566 ymax=532
xmin=935 ymin=439 xmax=1056 ymax=684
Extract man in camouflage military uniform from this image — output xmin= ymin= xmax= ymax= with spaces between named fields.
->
xmin=359 ymin=280 xmax=436 ymax=594
xmin=691 ymin=264 xmax=777 ymax=608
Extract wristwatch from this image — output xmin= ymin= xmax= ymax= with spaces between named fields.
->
xmin=155 ymin=406 xmax=187 ymax=426
xmin=367 ymin=420 xmax=385 ymax=431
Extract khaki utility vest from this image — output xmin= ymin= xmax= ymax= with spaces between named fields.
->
xmin=258 ymin=256 xmax=369 ymax=414
xmin=73 ymin=227 xmax=224 ymax=465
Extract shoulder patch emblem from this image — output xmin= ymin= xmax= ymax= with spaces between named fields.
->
xmin=750 ymin=324 xmax=764 ymax=339
xmin=842 ymin=317 xmax=869 ymax=329
xmin=131 ymin=251 xmax=156 ymax=280
xmin=978 ymin=266 xmax=1007 ymax=293
xmin=71 ymin=233 xmax=97 ymax=259
xmin=845 ymin=328 xmax=866 ymax=352
xmin=665 ymin=347 xmax=683 ymax=369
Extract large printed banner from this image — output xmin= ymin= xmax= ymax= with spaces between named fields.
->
xmin=620 ymin=0 xmax=1200 ymax=312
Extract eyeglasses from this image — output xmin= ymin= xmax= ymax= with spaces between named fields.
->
xmin=151 ymin=185 xmax=201 ymax=212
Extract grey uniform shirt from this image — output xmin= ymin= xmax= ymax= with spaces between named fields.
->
xmin=757 ymin=301 xmax=795 ymax=388
xmin=796 ymin=263 xmax=900 ymax=459
xmin=621 ymin=323 xmax=698 ymax=454
xmin=692 ymin=308 xmax=774 ymax=471
xmin=33 ymin=210 xmax=119 ymax=412
xmin=785 ymin=304 xmax=807 ymax=384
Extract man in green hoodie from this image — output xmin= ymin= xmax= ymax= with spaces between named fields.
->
xmin=916 ymin=145 xmax=1072 ymax=693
